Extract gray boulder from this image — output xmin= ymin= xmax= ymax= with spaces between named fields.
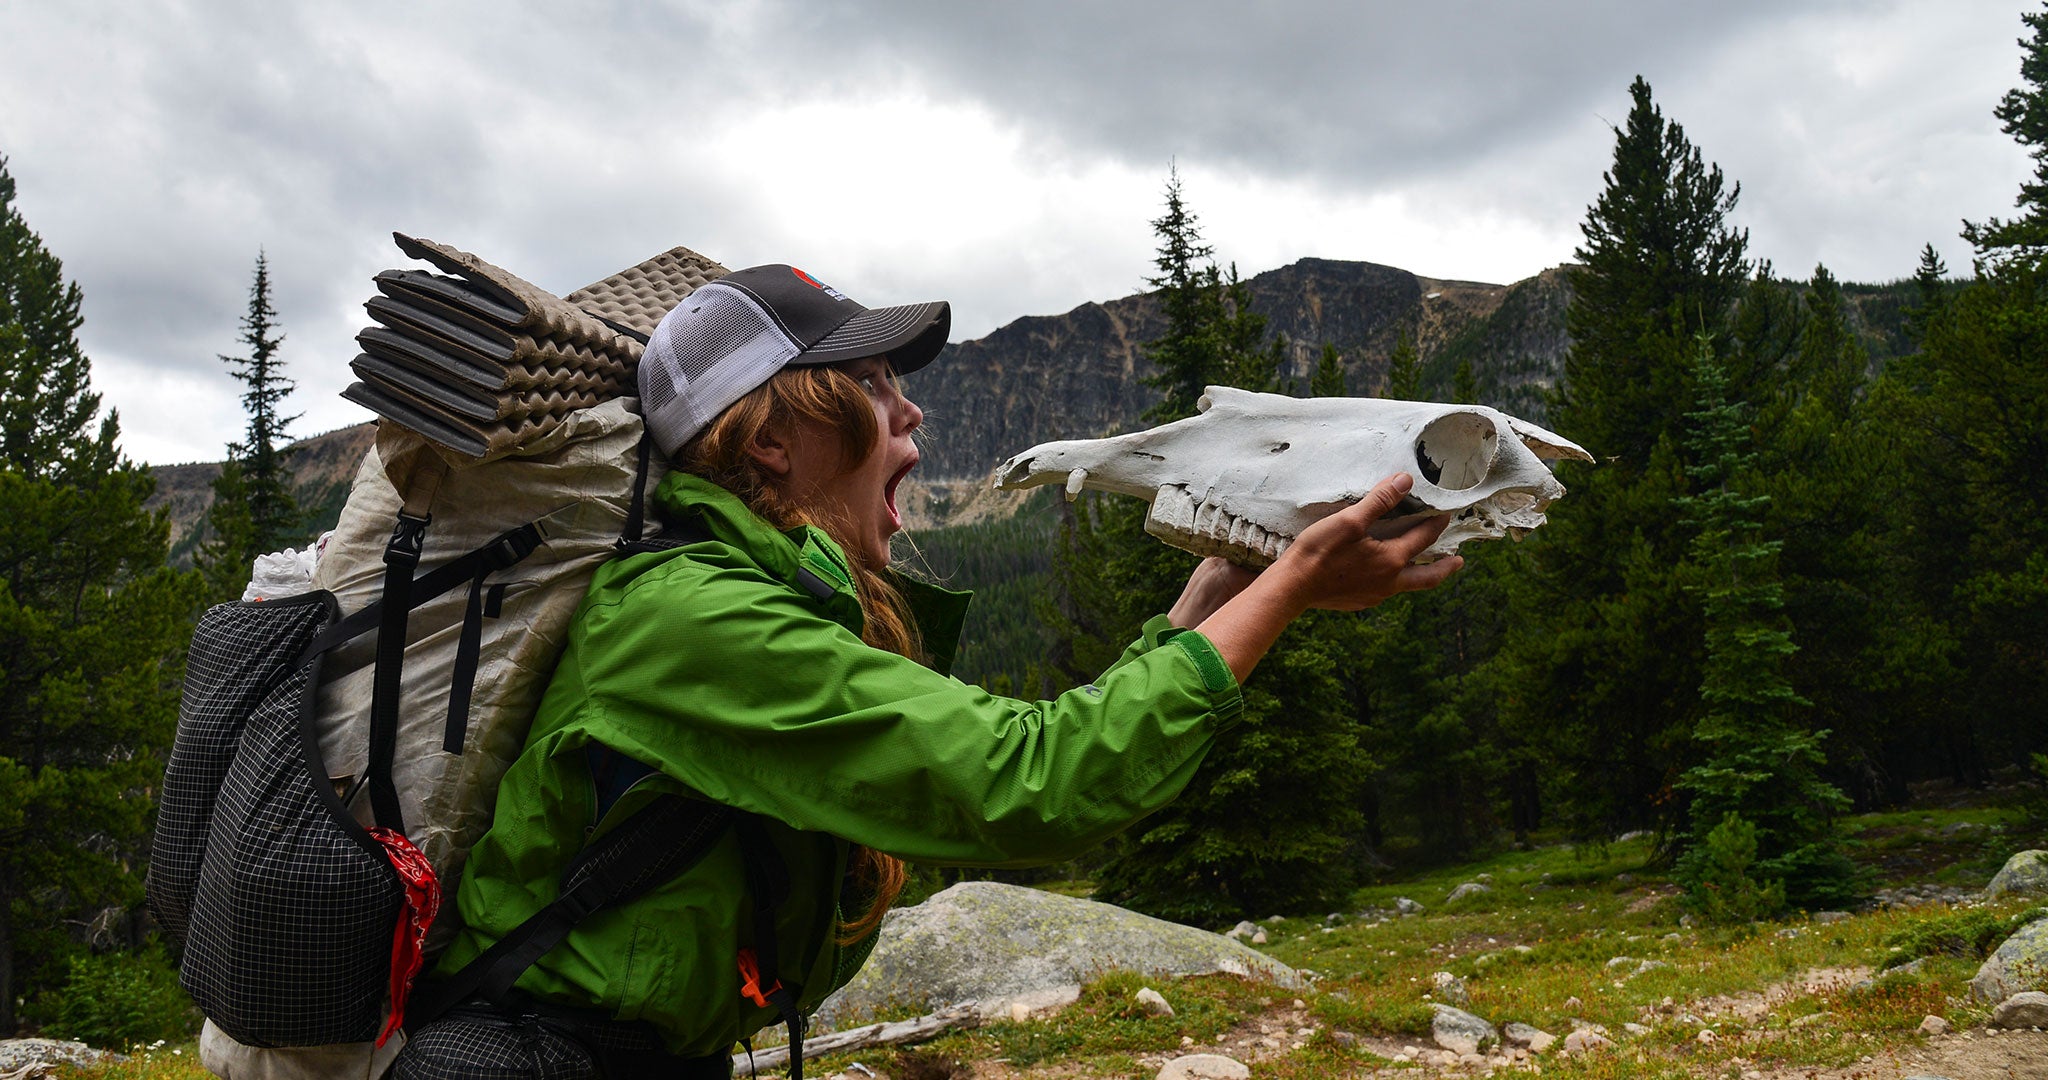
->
xmin=812 ymin=881 xmax=1302 ymax=1031
xmin=1971 ymin=912 xmax=2048 ymax=1002
xmin=0 ymin=1040 xmax=122 ymax=1072
xmin=1430 ymin=1004 xmax=1499 ymax=1055
xmin=1395 ymin=896 xmax=1424 ymax=915
xmin=1985 ymin=850 xmax=2048 ymax=899
xmin=1991 ymin=990 xmax=2048 ymax=1029
xmin=1157 ymin=1054 xmax=1250 ymax=1080
xmin=1446 ymin=882 xmax=1492 ymax=903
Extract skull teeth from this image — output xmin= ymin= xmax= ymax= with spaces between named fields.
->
xmin=1146 ymin=484 xmax=1291 ymax=567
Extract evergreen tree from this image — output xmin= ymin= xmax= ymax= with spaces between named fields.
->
xmin=1069 ymin=171 xmax=1368 ymax=922
xmin=1903 ymin=244 xmax=1950 ymax=346
xmin=199 ymin=254 xmax=299 ymax=601
xmin=1450 ymin=358 xmax=1478 ymax=404
xmin=1493 ymin=76 xmax=1750 ymax=839
xmin=1311 ymin=343 xmax=1346 ymax=398
xmin=1670 ymin=335 xmax=1855 ymax=911
xmin=0 ymin=153 xmax=199 ymax=1032
xmin=1381 ymin=327 xmax=1420 ymax=400
xmin=1871 ymin=16 xmax=2048 ymax=780
xmin=1962 ymin=5 xmax=2048 ymax=271
xmin=1142 ymin=166 xmax=1227 ymax=424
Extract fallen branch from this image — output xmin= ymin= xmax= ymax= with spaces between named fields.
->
xmin=731 ymin=1004 xmax=982 ymax=1076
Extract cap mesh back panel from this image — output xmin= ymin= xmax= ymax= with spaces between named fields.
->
xmin=643 ymin=286 xmax=798 ymax=449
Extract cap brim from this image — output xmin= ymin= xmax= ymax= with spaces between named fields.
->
xmin=795 ymin=300 xmax=950 ymax=373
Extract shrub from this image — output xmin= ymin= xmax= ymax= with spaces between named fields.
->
xmin=1680 ymin=812 xmax=1787 ymax=924
xmin=1882 ymin=905 xmax=2048 ymax=969
xmin=31 ymin=949 xmax=199 ymax=1048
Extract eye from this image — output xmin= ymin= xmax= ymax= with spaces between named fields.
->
xmin=858 ymin=373 xmax=880 ymax=394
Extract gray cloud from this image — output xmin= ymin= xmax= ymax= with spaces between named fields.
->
xmin=0 ymin=1 xmax=2033 ymax=463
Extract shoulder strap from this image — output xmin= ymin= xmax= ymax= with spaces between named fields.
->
xmin=405 ymin=793 xmax=734 ymax=1028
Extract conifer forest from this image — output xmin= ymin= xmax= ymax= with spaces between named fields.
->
xmin=1 ymin=3 xmax=2046 ymax=1057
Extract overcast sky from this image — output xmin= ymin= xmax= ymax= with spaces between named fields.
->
xmin=0 ymin=1 xmax=2033 ymax=465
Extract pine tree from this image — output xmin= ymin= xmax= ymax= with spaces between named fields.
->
xmin=0 ymin=153 xmax=200 ymax=1032
xmin=1963 ymin=6 xmax=2048 ymax=271
xmin=1381 ymin=327 xmax=1420 ymax=400
xmin=1671 ymin=335 xmax=1855 ymax=912
xmin=1071 ymin=171 xmax=1368 ymax=922
xmin=1493 ymin=76 xmax=1751 ymax=840
xmin=1143 ymin=166 xmax=1226 ymax=424
xmin=1902 ymin=244 xmax=1950 ymax=346
xmin=1870 ymin=15 xmax=2048 ymax=784
xmin=1311 ymin=344 xmax=1346 ymax=398
xmin=199 ymin=254 xmax=299 ymax=600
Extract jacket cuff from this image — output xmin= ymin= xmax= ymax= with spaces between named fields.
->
xmin=1141 ymin=615 xmax=1242 ymax=721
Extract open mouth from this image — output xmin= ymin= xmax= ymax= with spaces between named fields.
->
xmin=884 ymin=455 xmax=917 ymax=530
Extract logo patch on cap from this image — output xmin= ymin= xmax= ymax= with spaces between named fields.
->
xmin=790 ymin=267 xmax=849 ymax=303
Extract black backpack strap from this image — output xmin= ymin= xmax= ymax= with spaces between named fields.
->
xmin=406 ymin=793 xmax=733 ymax=1028
xmin=367 ymin=512 xmax=430 ymax=831
xmin=735 ymin=815 xmax=807 ymax=1080
xmin=298 ymin=522 xmax=545 ymax=666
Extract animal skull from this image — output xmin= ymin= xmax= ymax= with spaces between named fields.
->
xmin=993 ymin=386 xmax=1594 ymax=566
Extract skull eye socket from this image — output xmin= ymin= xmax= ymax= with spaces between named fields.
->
xmin=1416 ymin=412 xmax=1499 ymax=490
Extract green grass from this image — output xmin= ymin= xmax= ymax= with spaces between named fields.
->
xmin=50 ymin=802 xmax=2048 ymax=1079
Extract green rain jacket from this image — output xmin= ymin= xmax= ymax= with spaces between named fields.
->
xmin=439 ymin=473 xmax=1244 ymax=1057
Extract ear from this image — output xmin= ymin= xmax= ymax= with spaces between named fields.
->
xmin=747 ymin=424 xmax=794 ymax=477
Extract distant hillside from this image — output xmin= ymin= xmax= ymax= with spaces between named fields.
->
xmin=148 ymin=423 xmax=372 ymax=566
xmin=147 ymin=261 xmax=1923 ymax=558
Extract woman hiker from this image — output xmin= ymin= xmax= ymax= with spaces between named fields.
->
xmin=392 ymin=264 xmax=1463 ymax=1078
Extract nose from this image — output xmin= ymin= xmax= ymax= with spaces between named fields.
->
xmin=896 ymin=392 xmax=923 ymax=435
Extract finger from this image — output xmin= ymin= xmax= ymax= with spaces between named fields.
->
xmin=1347 ymin=473 xmax=1415 ymax=527
xmin=1367 ymin=513 xmax=1437 ymax=541
xmin=1395 ymin=554 xmax=1464 ymax=592
xmin=1388 ymin=513 xmax=1455 ymax=561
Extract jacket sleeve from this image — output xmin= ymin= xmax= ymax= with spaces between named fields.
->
xmin=555 ymin=558 xmax=1243 ymax=868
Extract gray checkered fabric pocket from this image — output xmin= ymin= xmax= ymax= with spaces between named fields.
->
xmin=148 ymin=591 xmax=405 ymax=1047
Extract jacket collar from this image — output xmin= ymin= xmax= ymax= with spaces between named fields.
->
xmin=654 ymin=473 xmax=971 ymax=675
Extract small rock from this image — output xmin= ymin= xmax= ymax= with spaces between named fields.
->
xmin=1250 ymin=929 xmax=1267 ymax=945
xmin=1503 ymin=1022 xmax=1555 ymax=1052
xmin=1010 ymin=1002 xmax=1030 ymax=1022
xmin=1614 ymin=872 xmax=1636 ymax=884
xmin=1224 ymin=920 xmax=1257 ymax=940
xmin=1447 ymin=881 xmax=1493 ymax=902
xmin=1697 ymin=1029 xmax=1717 ymax=1044
xmin=1918 ymin=1014 xmax=1952 ymax=1035
xmin=1812 ymin=910 xmax=1851 ymax=924
xmin=1679 ymin=913 xmax=1696 ymax=928
xmin=1431 ymin=1004 xmax=1500 ymax=1056
xmin=1563 ymin=996 xmax=1582 ymax=1011
xmin=1136 ymin=987 xmax=1175 ymax=1018
xmin=1775 ymin=927 xmax=1806 ymax=939
xmin=1790 ymin=1012 xmax=1831 ymax=1028
xmin=1330 ymin=1030 xmax=1358 ymax=1047
xmin=1604 ymin=955 xmax=1638 ymax=969
xmin=1991 ymin=990 xmax=2048 ymax=1028
xmin=1324 ymin=912 xmax=1344 ymax=925
xmin=1883 ymin=957 xmax=1930 ymax=979
xmin=1563 ymin=1028 xmax=1613 ymax=1053
xmin=1635 ymin=959 xmax=1671 ymax=975
xmin=1476 ymin=873 xmax=1494 ymax=884
xmin=1985 ymin=850 xmax=2048 ymax=899
xmin=1623 ymin=1022 xmax=1651 ymax=1036
xmin=1394 ymin=896 xmax=1424 ymax=915
xmin=1430 ymin=971 xmax=1470 ymax=1007
xmin=1265 ymin=914 xmax=1285 ymax=924
xmin=1156 ymin=1053 xmax=1250 ymax=1080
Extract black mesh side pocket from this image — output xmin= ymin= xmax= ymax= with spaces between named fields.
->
xmin=150 ymin=590 xmax=407 ymax=1047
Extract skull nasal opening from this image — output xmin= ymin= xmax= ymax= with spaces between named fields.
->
xmin=1415 ymin=412 xmax=1498 ymax=490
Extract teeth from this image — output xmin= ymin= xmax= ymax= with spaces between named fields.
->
xmin=1144 ymin=484 xmax=1289 ymax=567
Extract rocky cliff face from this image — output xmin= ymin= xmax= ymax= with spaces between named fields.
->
xmin=907 ymin=257 xmax=1552 ymax=483
xmin=149 ymin=256 xmax=1580 ymax=549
